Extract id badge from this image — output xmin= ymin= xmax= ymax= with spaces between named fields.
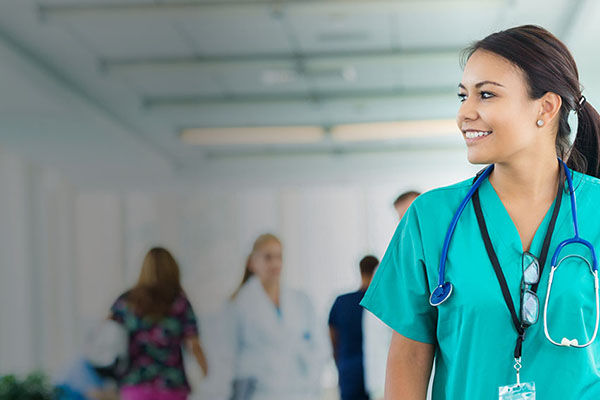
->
xmin=498 ymin=382 xmax=535 ymax=400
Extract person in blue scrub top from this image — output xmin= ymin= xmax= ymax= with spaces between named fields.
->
xmin=329 ymin=255 xmax=379 ymax=400
xmin=361 ymin=25 xmax=600 ymax=399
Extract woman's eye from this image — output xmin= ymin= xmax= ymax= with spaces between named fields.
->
xmin=480 ymin=91 xmax=494 ymax=99
xmin=457 ymin=93 xmax=467 ymax=102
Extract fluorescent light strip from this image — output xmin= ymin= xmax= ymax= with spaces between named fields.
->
xmin=331 ymin=119 xmax=459 ymax=142
xmin=181 ymin=126 xmax=325 ymax=145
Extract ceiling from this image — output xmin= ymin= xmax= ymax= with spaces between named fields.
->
xmin=0 ymin=0 xmax=596 ymax=187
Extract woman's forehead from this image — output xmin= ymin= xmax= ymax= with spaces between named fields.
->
xmin=461 ymin=50 xmax=525 ymax=89
xmin=258 ymin=239 xmax=281 ymax=251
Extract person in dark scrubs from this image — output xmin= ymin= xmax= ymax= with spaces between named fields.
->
xmin=329 ymin=255 xmax=379 ymax=400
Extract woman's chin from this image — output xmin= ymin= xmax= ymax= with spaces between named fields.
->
xmin=467 ymin=150 xmax=493 ymax=166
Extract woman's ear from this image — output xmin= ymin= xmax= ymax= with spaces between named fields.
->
xmin=539 ymin=91 xmax=562 ymax=125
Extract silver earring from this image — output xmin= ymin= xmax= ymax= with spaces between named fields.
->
xmin=536 ymin=119 xmax=544 ymax=127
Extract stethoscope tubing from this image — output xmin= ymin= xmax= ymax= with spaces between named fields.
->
xmin=436 ymin=165 xmax=493 ymax=287
xmin=543 ymin=254 xmax=600 ymax=348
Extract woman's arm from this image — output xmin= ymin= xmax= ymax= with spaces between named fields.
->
xmin=385 ymin=331 xmax=434 ymax=400
xmin=185 ymin=336 xmax=209 ymax=377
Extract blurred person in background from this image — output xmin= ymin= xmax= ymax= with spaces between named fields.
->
xmin=328 ymin=255 xmax=379 ymax=400
xmin=228 ymin=233 xmax=323 ymax=400
xmin=393 ymin=191 xmax=420 ymax=221
xmin=109 ymin=247 xmax=208 ymax=400
xmin=363 ymin=190 xmax=420 ymax=400
xmin=55 ymin=319 xmax=127 ymax=400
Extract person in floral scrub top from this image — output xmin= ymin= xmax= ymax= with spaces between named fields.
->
xmin=110 ymin=247 xmax=208 ymax=400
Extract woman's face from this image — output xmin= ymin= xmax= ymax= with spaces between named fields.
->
xmin=457 ymin=50 xmax=546 ymax=165
xmin=250 ymin=240 xmax=283 ymax=283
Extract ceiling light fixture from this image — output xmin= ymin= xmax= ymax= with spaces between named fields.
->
xmin=180 ymin=126 xmax=325 ymax=145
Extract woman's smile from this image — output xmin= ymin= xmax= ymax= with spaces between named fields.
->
xmin=463 ymin=129 xmax=493 ymax=145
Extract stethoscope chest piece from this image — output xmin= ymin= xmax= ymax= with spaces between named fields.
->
xmin=429 ymin=282 xmax=453 ymax=306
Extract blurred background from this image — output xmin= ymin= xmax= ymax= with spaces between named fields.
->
xmin=0 ymin=0 xmax=597 ymax=399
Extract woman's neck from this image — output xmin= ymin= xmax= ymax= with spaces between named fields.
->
xmin=261 ymin=278 xmax=281 ymax=307
xmin=488 ymin=153 xmax=560 ymax=203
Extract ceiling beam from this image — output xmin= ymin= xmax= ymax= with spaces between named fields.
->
xmin=100 ymin=47 xmax=462 ymax=74
xmin=38 ymin=0 xmax=504 ymax=20
xmin=143 ymin=87 xmax=457 ymax=109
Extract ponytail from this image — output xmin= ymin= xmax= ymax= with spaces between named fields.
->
xmin=569 ymin=98 xmax=600 ymax=178
xmin=230 ymin=257 xmax=254 ymax=300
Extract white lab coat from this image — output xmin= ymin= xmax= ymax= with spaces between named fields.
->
xmin=205 ymin=277 xmax=323 ymax=400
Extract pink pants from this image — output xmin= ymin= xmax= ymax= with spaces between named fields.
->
xmin=120 ymin=385 xmax=189 ymax=400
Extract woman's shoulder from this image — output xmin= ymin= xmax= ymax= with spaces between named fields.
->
xmin=408 ymin=176 xmax=475 ymax=219
xmin=111 ymin=290 xmax=132 ymax=308
xmin=233 ymin=276 xmax=259 ymax=300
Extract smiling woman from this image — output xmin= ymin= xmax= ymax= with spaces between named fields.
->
xmin=360 ymin=25 xmax=600 ymax=400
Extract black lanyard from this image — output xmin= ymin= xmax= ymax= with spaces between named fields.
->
xmin=471 ymin=171 xmax=564 ymax=359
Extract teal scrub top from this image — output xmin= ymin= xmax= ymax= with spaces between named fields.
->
xmin=361 ymin=170 xmax=600 ymax=399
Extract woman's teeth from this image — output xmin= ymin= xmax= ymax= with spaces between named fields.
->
xmin=465 ymin=131 xmax=492 ymax=139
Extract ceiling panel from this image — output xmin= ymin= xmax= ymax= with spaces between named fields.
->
xmin=395 ymin=2 xmax=501 ymax=49
xmin=287 ymin=4 xmax=393 ymax=52
xmin=152 ymin=100 xmax=326 ymax=127
xmin=111 ymin=64 xmax=224 ymax=97
xmin=64 ymin=15 xmax=194 ymax=58
xmin=307 ymin=56 xmax=396 ymax=92
xmin=396 ymin=53 xmax=462 ymax=89
xmin=321 ymin=95 xmax=458 ymax=125
xmin=178 ymin=7 xmax=292 ymax=55
xmin=38 ymin=0 xmax=152 ymax=4
xmin=212 ymin=60 xmax=310 ymax=95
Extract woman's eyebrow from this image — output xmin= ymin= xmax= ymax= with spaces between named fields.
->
xmin=458 ymin=81 xmax=505 ymax=90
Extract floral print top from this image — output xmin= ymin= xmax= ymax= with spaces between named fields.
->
xmin=110 ymin=291 xmax=199 ymax=391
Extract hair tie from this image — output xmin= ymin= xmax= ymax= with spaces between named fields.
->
xmin=578 ymin=95 xmax=587 ymax=112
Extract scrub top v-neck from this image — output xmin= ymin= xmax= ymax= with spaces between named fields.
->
xmin=360 ymin=171 xmax=600 ymax=399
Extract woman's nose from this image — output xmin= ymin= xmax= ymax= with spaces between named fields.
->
xmin=457 ymin=96 xmax=479 ymax=124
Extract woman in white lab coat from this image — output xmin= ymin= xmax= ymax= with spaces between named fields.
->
xmin=228 ymin=233 xmax=323 ymax=400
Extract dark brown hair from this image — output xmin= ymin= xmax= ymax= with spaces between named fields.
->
xmin=359 ymin=255 xmax=379 ymax=277
xmin=462 ymin=25 xmax=600 ymax=177
xmin=393 ymin=191 xmax=420 ymax=207
xmin=128 ymin=247 xmax=183 ymax=319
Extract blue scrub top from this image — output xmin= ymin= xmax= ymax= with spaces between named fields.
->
xmin=329 ymin=290 xmax=369 ymax=400
xmin=361 ymin=170 xmax=600 ymax=399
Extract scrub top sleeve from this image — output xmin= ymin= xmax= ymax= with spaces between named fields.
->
xmin=180 ymin=294 xmax=200 ymax=338
xmin=360 ymin=204 xmax=436 ymax=344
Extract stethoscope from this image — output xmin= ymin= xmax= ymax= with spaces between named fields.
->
xmin=429 ymin=158 xmax=600 ymax=348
